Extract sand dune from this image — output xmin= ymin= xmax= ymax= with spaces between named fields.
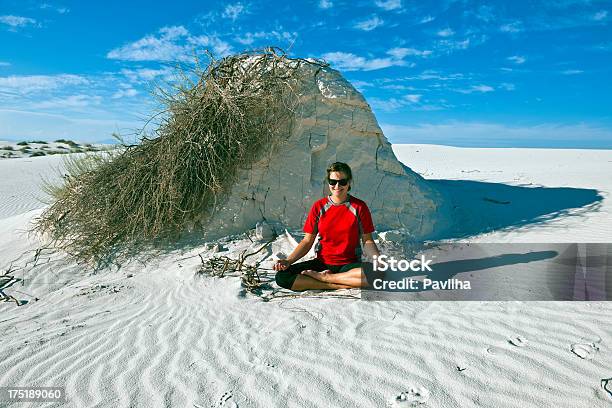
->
xmin=0 ymin=155 xmax=64 ymax=219
xmin=1 ymin=146 xmax=611 ymax=407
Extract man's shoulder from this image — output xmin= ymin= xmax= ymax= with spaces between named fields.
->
xmin=348 ymin=195 xmax=369 ymax=208
xmin=310 ymin=197 xmax=329 ymax=209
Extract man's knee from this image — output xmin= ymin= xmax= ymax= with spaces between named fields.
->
xmin=362 ymin=262 xmax=384 ymax=287
xmin=275 ymin=270 xmax=298 ymax=290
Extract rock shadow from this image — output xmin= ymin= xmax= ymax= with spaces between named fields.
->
xmin=429 ymin=179 xmax=604 ymax=239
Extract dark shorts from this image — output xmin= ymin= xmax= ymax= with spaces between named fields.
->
xmin=275 ymin=258 xmax=377 ymax=290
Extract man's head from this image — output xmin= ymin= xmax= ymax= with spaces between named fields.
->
xmin=326 ymin=162 xmax=352 ymax=196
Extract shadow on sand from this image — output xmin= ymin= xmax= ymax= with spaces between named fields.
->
xmin=422 ymin=250 xmax=558 ymax=281
xmin=429 ymin=179 xmax=604 ymax=239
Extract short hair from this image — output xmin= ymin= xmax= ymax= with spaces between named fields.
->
xmin=326 ymin=162 xmax=352 ymax=191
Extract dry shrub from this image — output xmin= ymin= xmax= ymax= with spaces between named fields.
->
xmin=35 ymin=48 xmax=327 ymax=265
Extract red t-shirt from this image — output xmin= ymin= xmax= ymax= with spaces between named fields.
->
xmin=303 ymin=195 xmax=375 ymax=265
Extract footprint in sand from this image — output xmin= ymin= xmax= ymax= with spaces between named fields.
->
xmin=354 ymin=320 xmax=393 ymax=338
xmin=508 ymin=336 xmax=528 ymax=347
xmin=486 ymin=346 xmax=500 ymax=355
xmin=389 ymin=386 xmax=430 ymax=406
xmin=571 ymin=342 xmax=600 ymax=360
xmin=217 ymin=392 xmax=238 ymax=408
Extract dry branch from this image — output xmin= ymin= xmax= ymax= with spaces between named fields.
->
xmin=197 ymin=238 xmax=275 ymax=293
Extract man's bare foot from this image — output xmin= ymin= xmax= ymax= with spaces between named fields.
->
xmin=300 ymin=269 xmax=333 ymax=282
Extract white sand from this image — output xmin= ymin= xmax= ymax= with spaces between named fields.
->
xmin=0 ymin=154 xmax=65 ymax=219
xmin=1 ymin=145 xmax=611 ymax=407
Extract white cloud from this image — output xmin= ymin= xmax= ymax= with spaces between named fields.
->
xmin=593 ymin=10 xmax=608 ymax=21
xmin=375 ymin=0 xmax=402 ymax=11
xmin=31 ymin=94 xmax=102 ymax=109
xmin=500 ymin=21 xmax=523 ymax=33
xmin=222 ymin=3 xmax=245 ymax=21
xmin=107 ymin=27 xmax=190 ymax=62
xmin=112 ymin=88 xmax=139 ymax=99
xmin=235 ymin=34 xmax=255 ymax=45
xmin=591 ymin=42 xmax=612 ymax=51
xmin=507 ymin=55 xmax=526 ymax=64
xmin=544 ymin=0 xmax=596 ymax=9
xmin=235 ymin=30 xmax=297 ymax=46
xmin=369 ymin=97 xmax=407 ymax=111
xmin=350 ymin=80 xmax=373 ymax=89
xmin=475 ymin=5 xmax=495 ymax=22
xmin=107 ymin=26 xmax=232 ymax=62
xmin=404 ymin=94 xmax=422 ymax=103
xmin=527 ymin=7 xmax=610 ymax=31
xmin=40 ymin=4 xmax=69 ymax=13
xmin=387 ymin=47 xmax=432 ymax=58
xmin=0 ymin=74 xmax=88 ymax=93
xmin=399 ymin=70 xmax=465 ymax=81
xmin=319 ymin=0 xmax=333 ymax=9
xmin=159 ymin=25 xmax=189 ymax=40
xmin=499 ymin=83 xmax=516 ymax=91
xmin=0 ymin=62 xmax=10 ymax=67
xmin=561 ymin=69 xmax=583 ymax=75
xmin=380 ymin=84 xmax=416 ymax=90
xmin=437 ymin=38 xmax=471 ymax=51
xmin=0 ymin=15 xmax=37 ymax=28
xmin=188 ymin=35 xmax=233 ymax=56
xmin=435 ymin=32 xmax=487 ymax=54
xmin=322 ymin=51 xmax=413 ymax=71
xmin=456 ymin=84 xmax=494 ymax=94
xmin=370 ymin=96 xmax=448 ymax=112
xmin=412 ymin=104 xmax=448 ymax=111
xmin=420 ymin=16 xmax=435 ymax=24
xmin=437 ymin=28 xmax=454 ymax=37
xmin=471 ymin=84 xmax=494 ymax=93
xmin=382 ymin=122 xmax=612 ymax=147
xmin=354 ymin=15 xmax=384 ymax=31
xmin=120 ymin=67 xmax=173 ymax=82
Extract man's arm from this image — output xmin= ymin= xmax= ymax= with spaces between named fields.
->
xmin=274 ymin=233 xmax=316 ymax=270
xmin=286 ymin=233 xmax=316 ymax=264
xmin=361 ymin=232 xmax=380 ymax=260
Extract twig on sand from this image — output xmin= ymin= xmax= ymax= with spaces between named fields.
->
xmin=0 ymin=245 xmax=61 ymax=305
xmin=266 ymin=291 xmax=361 ymax=301
xmin=197 ymin=238 xmax=275 ymax=293
xmin=0 ymin=285 xmax=22 ymax=306
xmin=602 ymin=378 xmax=612 ymax=399
xmin=1 ymin=271 xmax=23 ymax=305
xmin=483 ymin=197 xmax=511 ymax=205
xmin=1 ymin=275 xmax=38 ymax=305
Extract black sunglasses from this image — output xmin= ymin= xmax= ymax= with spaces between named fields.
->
xmin=328 ymin=178 xmax=349 ymax=186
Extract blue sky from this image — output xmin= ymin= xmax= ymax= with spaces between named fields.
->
xmin=1 ymin=0 xmax=611 ymax=147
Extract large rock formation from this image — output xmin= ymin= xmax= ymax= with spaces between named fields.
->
xmin=198 ymin=64 xmax=447 ymax=240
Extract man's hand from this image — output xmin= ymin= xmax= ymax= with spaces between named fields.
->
xmin=273 ymin=259 xmax=291 ymax=271
xmin=362 ymin=232 xmax=380 ymax=260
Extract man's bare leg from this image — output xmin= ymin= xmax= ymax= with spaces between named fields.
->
xmin=301 ymin=267 xmax=368 ymax=288
xmin=290 ymin=274 xmax=353 ymax=291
